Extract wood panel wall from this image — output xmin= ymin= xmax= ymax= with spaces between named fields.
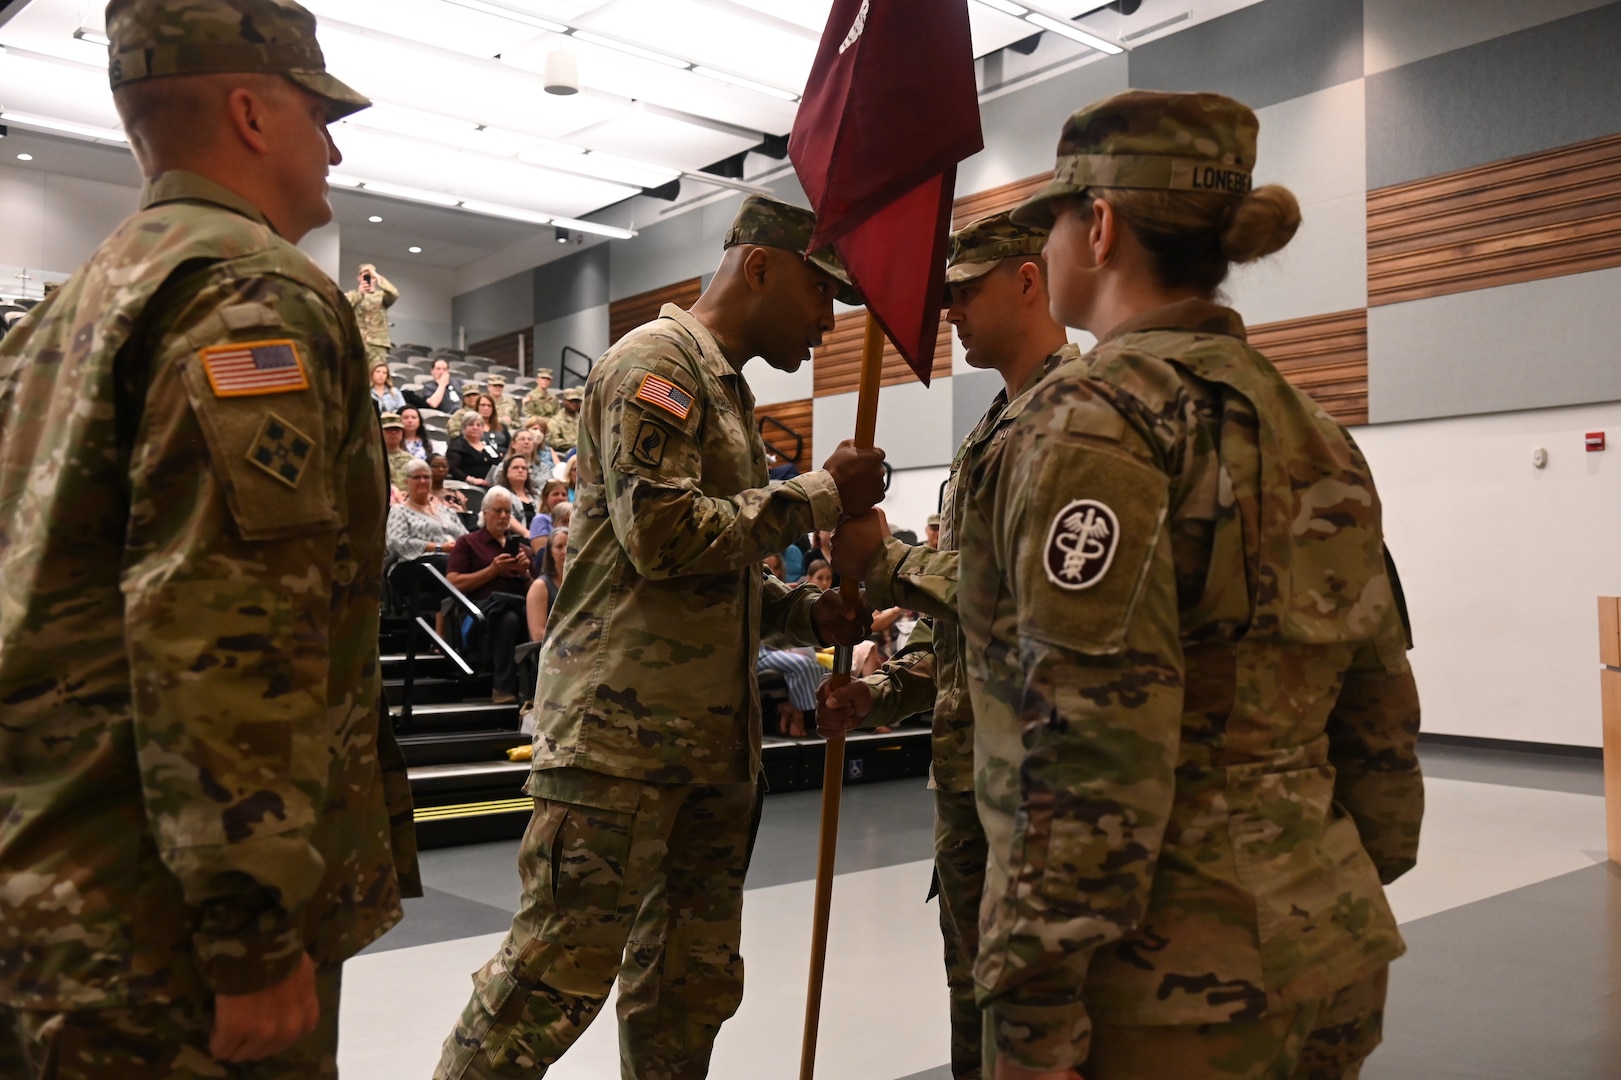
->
xmin=1368 ymin=132 xmax=1621 ymax=307
xmin=755 ymin=398 xmax=814 ymax=474
xmin=813 ymin=309 xmax=953 ymax=396
xmin=608 ymin=277 xmax=702 ymax=345
xmin=952 ymin=173 xmax=1050 ymax=229
xmin=467 ymin=327 xmax=534 ymax=373
xmin=1246 ymin=308 xmax=1369 ymax=427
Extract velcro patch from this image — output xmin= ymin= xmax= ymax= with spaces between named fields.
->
xmin=246 ymin=412 xmax=316 ymax=489
xmin=631 ymin=418 xmax=669 ymax=468
xmin=635 ymin=372 xmax=694 ymax=420
xmin=201 ymin=339 xmax=309 ymax=397
xmin=1044 ymin=499 xmax=1119 ymax=590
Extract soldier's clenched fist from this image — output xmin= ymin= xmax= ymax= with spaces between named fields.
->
xmin=822 ymin=439 xmax=887 ymax=515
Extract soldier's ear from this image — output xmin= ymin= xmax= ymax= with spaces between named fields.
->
xmin=741 ymin=246 xmax=773 ymax=293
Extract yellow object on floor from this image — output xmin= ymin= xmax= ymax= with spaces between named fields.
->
xmin=507 ymin=744 xmax=532 ymax=762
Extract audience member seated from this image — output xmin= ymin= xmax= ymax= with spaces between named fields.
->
xmin=410 ymin=355 xmax=461 ymax=413
xmin=447 ymin=390 xmax=482 ymax=440
xmin=527 ymin=480 xmax=572 ymax=549
xmin=446 ymin=486 xmax=533 ymax=705
xmin=446 ymin=413 xmax=501 ymax=487
xmin=487 ymin=429 xmax=542 ymax=485
xmin=385 ymin=458 xmax=466 ymax=575
xmin=477 ymin=394 xmax=510 ymax=457
xmin=805 ymin=559 xmax=834 ymax=592
xmin=370 ymin=361 xmax=404 ymax=413
xmin=525 ymin=526 xmax=569 ymax=642
xmin=399 ymin=405 xmax=431 ymax=460
xmin=494 ymin=455 xmax=540 ymax=529
xmin=381 ymin=412 xmax=414 ymax=493
xmin=427 ymin=453 xmax=467 ymax=514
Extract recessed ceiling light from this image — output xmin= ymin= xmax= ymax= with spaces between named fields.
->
xmin=16 ymin=153 xmax=33 ymax=161
xmin=368 ymin=215 xmax=383 ymax=223
xmin=408 ymin=246 xmax=423 ymax=253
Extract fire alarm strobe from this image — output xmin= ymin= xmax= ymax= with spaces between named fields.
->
xmin=1587 ymin=432 xmax=1606 ymax=452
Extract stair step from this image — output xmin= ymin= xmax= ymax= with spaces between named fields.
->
xmin=397 ymin=728 xmax=529 ymax=768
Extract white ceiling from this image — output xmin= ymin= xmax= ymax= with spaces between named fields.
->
xmin=0 ymin=0 xmax=1260 ymax=266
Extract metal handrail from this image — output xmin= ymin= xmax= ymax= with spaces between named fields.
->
xmin=759 ymin=414 xmax=804 ymax=469
xmin=398 ymin=559 xmax=485 ymax=730
xmin=560 ymin=345 xmax=594 ymax=388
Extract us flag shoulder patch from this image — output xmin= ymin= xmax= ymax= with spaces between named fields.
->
xmin=201 ymin=339 xmax=310 ymax=397
xmin=635 ymin=371 xmax=694 ymax=420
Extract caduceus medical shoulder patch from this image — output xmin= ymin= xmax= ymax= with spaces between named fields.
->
xmin=1044 ymin=498 xmax=1119 ymax=590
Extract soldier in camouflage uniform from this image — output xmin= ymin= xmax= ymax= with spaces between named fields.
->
xmin=947 ymin=91 xmax=1423 ymax=1080
xmin=545 ymin=385 xmax=583 ymax=454
xmin=819 ymin=210 xmax=1081 ymax=1080
xmin=487 ymin=373 xmax=520 ymax=427
xmin=344 ymin=262 xmax=398 ymax=366
xmin=0 ymin=3 xmax=420 ymax=1078
xmin=435 ymin=194 xmax=886 ymax=1080
xmin=382 ymin=411 xmax=416 ymax=490
xmin=448 ymin=381 xmax=484 ymax=439
xmin=522 ymin=367 xmax=560 ymax=420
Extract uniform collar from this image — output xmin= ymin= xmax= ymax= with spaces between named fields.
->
xmin=139 ymin=171 xmax=276 ymax=232
xmin=1099 ymin=298 xmax=1247 ymax=344
xmin=658 ymin=303 xmax=736 ymax=379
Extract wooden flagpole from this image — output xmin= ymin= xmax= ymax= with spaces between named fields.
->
xmin=799 ymin=312 xmax=886 ymax=1080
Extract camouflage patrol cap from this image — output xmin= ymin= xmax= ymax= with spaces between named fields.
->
xmin=1013 ymin=90 xmax=1258 ymax=228
xmin=561 ymin=387 xmax=584 ymax=402
xmin=945 ymin=210 xmax=1049 ymax=293
xmin=460 ymin=381 xmax=481 ymax=394
xmin=486 ymin=374 xmax=506 ymax=386
xmin=724 ymin=194 xmax=863 ymax=305
xmin=379 ymin=411 xmax=404 ymax=429
xmin=104 ymin=0 xmax=371 ymax=122
xmin=535 ymin=368 xmax=555 ymax=378
xmin=926 ymin=513 xmax=941 ymax=527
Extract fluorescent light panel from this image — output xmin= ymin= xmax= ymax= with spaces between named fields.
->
xmin=0 ymin=111 xmax=126 ymax=142
xmin=690 ymin=66 xmax=797 ymax=101
xmin=331 ymin=175 xmax=633 ymax=237
xmin=972 ymin=0 xmax=1028 ymax=15
xmin=72 ymin=27 xmax=111 ymax=47
xmin=440 ymin=0 xmax=567 ymax=32
xmin=570 ymin=30 xmax=689 ymax=69
xmin=358 ymin=179 xmax=463 ymax=206
xmin=460 ymin=199 xmax=551 ymax=225
xmin=550 ymin=216 xmax=636 ymax=239
xmin=1022 ymin=12 xmax=1124 ymax=54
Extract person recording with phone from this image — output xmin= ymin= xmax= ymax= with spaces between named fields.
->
xmin=345 ymin=262 xmax=398 ymax=367
xmin=446 ymin=485 xmax=533 ymax=704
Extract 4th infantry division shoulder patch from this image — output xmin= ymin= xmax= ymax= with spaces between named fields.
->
xmin=246 ymin=412 xmax=316 ymax=489
xmin=635 ymin=372 xmax=694 ymax=420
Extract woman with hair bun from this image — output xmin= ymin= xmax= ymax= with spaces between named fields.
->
xmin=944 ymin=91 xmax=1423 ymax=1080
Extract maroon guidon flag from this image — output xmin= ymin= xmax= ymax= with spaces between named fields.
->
xmin=790 ymin=0 xmax=983 ymax=383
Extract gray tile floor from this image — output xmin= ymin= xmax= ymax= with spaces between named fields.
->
xmin=366 ymin=748 xmax=1621 ymax=1078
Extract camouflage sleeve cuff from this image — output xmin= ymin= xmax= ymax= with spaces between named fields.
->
xmin=862 ymin=536 xmax=906 ymax=611
xmin=864 ymin=537 xmax=958 ymax=620
xmin=858 ymin=673 xmax=904 ymax=729
xmin=193 ymin=921 xmax=306 ymax=996
xmin=790 ymin=469 xmax=843 ymax=532
xmin=987 ymin=1001 xmax=1093 ymax=1073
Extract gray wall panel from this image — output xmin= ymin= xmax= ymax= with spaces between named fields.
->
xmin=816 ymin=382 xmax=955 ymax=470
xmin=960 ymin=56 xmax=1129 ymax=196
xmin=1367 ymin=266 xmax=1621 ymax=423
xmin=1363 ymin=0 xmax=1616 ymax=76
xmin=1127 ymin=0 xmax=1362 ymax=111
xmin=534 ymin=305 xmax=609 ymax=388
xmin=534 ymin=245 xmax=608 ymax=324
xmin=451 ymin=268 xmax=533 ymax=347
xmin=952 ymin=370 xmax=1002 ymax=447
xmin=1365 ymin=2 xmax=1621 ymax=189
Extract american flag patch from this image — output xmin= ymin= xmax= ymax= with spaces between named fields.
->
xmin=635 ymin=372 xmax=694 ymax=420
xmin=200 ymin=340 xmax=310 ymax=397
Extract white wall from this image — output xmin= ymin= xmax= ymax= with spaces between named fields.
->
xmin=0 ymin=162 xmax=139 ymax=282
xmin=880 ymin=466 xmax=952 ymax=541
xmin=1354 ymin=402 xmax=1621 ymax=748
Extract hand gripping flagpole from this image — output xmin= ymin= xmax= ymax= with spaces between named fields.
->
xmin=800 ymin=312 xmax=886 ymax=1080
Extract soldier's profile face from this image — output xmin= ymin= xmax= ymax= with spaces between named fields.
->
xmin=1044 ymin=198 xmax=1099 ymax=331
xmin=948 ymin=263 xmax=1021 ymax=371
xmin=760 ymin=252 xmax=836 ymax=373
xmin=270 ymin=83 xmax=343 ymax=241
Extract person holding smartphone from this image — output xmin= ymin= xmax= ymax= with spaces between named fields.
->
xmin=446 ymin=486 xmax=533 ymax=704
xmin=344 ymin=262 xmax=398 ymax=367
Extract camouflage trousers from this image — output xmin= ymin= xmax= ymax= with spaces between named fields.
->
xmin=983 ymin=966 xmax=1388 ymax=1079
xmin=933 ymin=786 xmax=987 ymax=1080
xmin=364 ymin=343 xmax=391 ymax=367
xmin=0 ymin=965 xmax=342 ymax=1080
xmin=436 ymin=768 xmax=763 ymax=1080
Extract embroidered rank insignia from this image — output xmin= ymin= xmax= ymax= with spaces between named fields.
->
xmin=1044 ymin=498 xmax=1119 ymax=591
xmin=201 ymin=339 xmax=309 ymax=397
xmin=246 ymin=412 xmax=315 ymax=489
xmin=631 ymin=418 xmax=669 ymax=468
xmin=635 ymin=372 xmax=694 ymax=420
